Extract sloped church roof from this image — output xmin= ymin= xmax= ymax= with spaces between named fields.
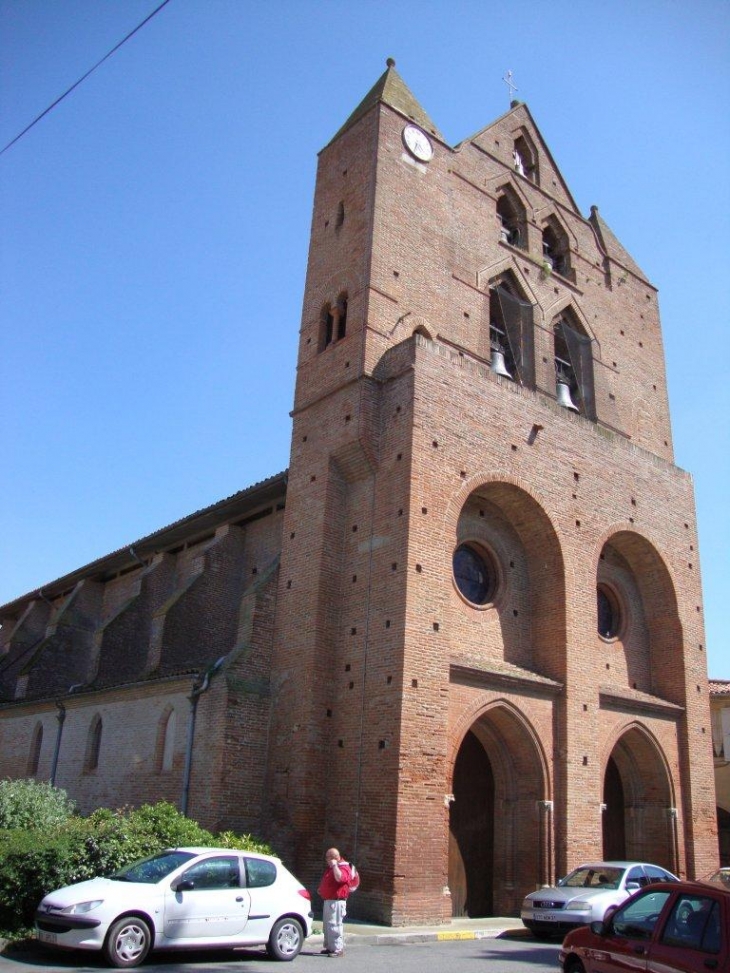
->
xmin=327 ymin=57 xmax=443 ymax=146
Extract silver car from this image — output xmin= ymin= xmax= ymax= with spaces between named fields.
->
xmin=521 ymin=861 xmax=679 ymax=937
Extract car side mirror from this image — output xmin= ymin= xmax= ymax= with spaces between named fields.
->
xmin=173 ymin=879 xmax=195 ymax=892
xmin=590 ymin=920 xmax=608 ymax=936
xmin=625 ymin=881 xmax=640 ymax=891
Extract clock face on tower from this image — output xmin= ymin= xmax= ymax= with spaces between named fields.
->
xmin=402 ymin=124 xmax=433 ymax=162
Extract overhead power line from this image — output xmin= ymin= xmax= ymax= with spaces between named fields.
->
xmin=1 ymin=0 xmax=173 ymax=157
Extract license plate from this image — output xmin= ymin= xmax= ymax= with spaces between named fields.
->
xmin=38 ymin=930 xmax=58 ymax=944
xmin=540 ymin=914 xmax=558 ymax=922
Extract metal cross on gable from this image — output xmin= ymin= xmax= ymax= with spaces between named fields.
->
xmin=502 ymin=70 xmax=518 ymax=104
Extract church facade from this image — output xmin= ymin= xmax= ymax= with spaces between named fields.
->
xmin=0 ymin=62 xmax=718 ymax=924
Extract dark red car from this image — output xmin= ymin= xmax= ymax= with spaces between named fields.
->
xmin=558 ymin=879 xmax=729 ymax=973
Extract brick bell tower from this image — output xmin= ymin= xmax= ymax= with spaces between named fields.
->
xmin=265 ymin=61 xmax=716 ymax=925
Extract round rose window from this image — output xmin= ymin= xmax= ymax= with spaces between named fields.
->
xmin=453 ymin=543 xmax=497 ymax=605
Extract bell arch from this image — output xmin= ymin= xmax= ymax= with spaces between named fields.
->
xmin=552 ymin=305 xmax=596 ymax=419
xmin=602 ymin=722 xmax=677 ymax=872
xmin=495 ymin=184 xmax=528 ymax=249
xmin=541 ymin=214 xmax=574 ymax=281
xmin=448 ymin=701 xmax=551 ymax=918
xmin=486 ymin=270 xmax=536 ymax=388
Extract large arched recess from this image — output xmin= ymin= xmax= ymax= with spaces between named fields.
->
xmin=597 ymin=529 xmax=683 ymax=705
xmin=602 ymin=723 xmax=677 ymax=872
xmin=449 ymin=702 xmax=551 ymax=918
xmin=447 ymin=476 xmax=567 ymax=681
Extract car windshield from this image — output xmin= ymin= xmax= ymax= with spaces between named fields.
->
xmin=110 ymin=851 xmax=197 ymax=883
xmin=558 ymin=866 xmax=624 ymax=890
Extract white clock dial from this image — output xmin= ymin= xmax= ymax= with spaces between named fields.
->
xmin=403 ymin=124 xmax=433 ymax=162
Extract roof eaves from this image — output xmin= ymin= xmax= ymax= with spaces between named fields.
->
xmin=0 ymin=669 xmax=199 ymax=711
xmin=0 ymin=470 xmax=288 ymax=616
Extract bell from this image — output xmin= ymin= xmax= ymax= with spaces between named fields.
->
xmin=490 ymin=350 xmax=512 ymax=379
xmin=556 ymin=380 xmax=579 ymax=412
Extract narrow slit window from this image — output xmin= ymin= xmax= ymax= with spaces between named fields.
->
xmin=337 ymin=293 xmax=348 ymax=340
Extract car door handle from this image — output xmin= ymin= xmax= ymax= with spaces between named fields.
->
xmin=703 ymin=961 xmax=718 ymax=970
xmin=632 ymin=945 xmax=646 ymax=955
xmin=236 ymin=896 xmax=244 ymax=902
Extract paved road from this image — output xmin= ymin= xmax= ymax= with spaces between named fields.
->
xmin=0 ymin=937 xmax=563 ymax=973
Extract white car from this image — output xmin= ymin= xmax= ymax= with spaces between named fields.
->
xmin=35 ymin=847 xmax=313 ymax=967
xmin=521 ymin=860 xmax=679 ymax=937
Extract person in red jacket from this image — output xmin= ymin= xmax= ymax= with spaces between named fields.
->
xmin=318 ymin=847 xmax=352 ymax=957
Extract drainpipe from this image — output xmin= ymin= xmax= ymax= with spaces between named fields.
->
xmin=668 ymin=807 xmax=680 ymax=876
xmin=180 ymin=657 xmax=225 ymax=817
xmin=50 ymin=701 xmax=66 ymax=787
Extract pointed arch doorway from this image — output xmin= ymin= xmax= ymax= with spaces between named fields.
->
xmin=602 ymin=725 xmax=676 ymax=871
xmin=449 ymin=705 xmax=549 ymax=917
xmin=449 ymin=730 xmax=495 ymax=916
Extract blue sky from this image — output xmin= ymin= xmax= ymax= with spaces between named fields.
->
xmin=1 ymin=0 xmax=728 ymax=679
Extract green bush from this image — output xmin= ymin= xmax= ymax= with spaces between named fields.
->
xmin=0 ymin=801 xmax=273 ymax=932
xmin=0 ymin=779 xmax=74 ymax=831
xmin=0 ymin=829 xmax=80 ymax=929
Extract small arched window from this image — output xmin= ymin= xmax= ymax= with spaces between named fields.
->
xmin=85 ymin=714 xmax=103 ymax=773
xmin=158 ymin=707 xmax=177 ymax=773
xmin=320 ymin=303 xmax=335 ymax=350
xmin=513 ymin=133 xmax=539 ymax=184
xmin=319 ymin=293 xmax=348 ymax=351
xmin=496 ymin=188 xmax=526 ymax=250
xmin=28 ymin=721 xmax=43 ymax=776
xmin=542 ymin=221 xmax=571 ymax=279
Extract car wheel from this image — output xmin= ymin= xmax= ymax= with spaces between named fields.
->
xmin=564 ymin=960 xmax=586 ymax=973
xmin=103 ymin=915 xmax=152 ymax=968
xmin=266 ymin=917 xmax=304 ymax=961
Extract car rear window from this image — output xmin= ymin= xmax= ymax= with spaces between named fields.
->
xmin=245 ymin=857 xmax=277 ymax=888
xmin=644 ymin=865 xmax=677 ymax=884
xmin=661 ymin=895 xmax=722 ymax=954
